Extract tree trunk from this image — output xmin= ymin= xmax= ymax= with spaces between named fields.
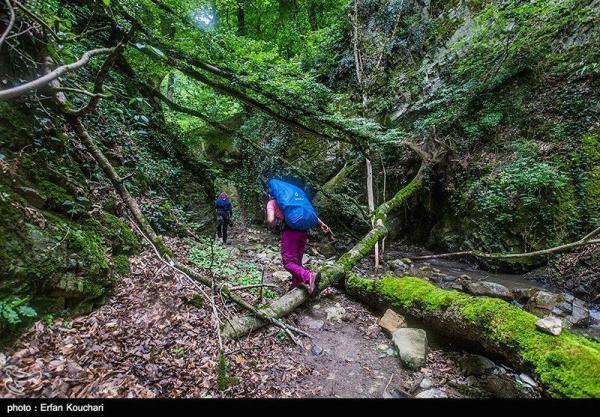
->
xmin=366 ymin=156 xmax=379 ymax=269
xmin=344 ymin=273 xmax=600 ymax=398
xmin=237 ymin=0 xmax=246 ymax=36
xmin=222 ymin=156 xmax=429 ymax=339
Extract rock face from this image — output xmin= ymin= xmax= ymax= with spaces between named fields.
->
xmin=466 ymin=281 xmax=513 ymax=301
xmin=535 ymin=316 xmax=562 ymax=336
xmin=378 ymin=309 xmax=406 ymax=335
xmin=392 ymin=328 xmax=427 ymax=370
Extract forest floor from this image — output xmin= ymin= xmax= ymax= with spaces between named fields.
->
xmin=0 ymin=224 xmax=540 ymax=398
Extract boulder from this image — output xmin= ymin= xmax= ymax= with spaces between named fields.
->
xmin=568 ymin=299 xmax=590 ymax=327
xmin=392 ymin=328 xmax=427 ymax=370
xmin=466 ymin=281 xmax=513 ymax=301
xmin=459 ymin=354 xmax=496 ymax=377
xmin=527 ymin=290 xmax=563 ymax=316
xmin=378 ymin=309 xmax=406 ymax=335
xmin=388 ymin=259 xmax=408 ymax=272
xmin=480 ymin=374 xmax=526 ymax=398
xmin=535 ymin=316 xmax=562 ymax=336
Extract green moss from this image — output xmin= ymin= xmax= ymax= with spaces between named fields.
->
xmin=111 ymin=254 xmax=131 ymax=277
xmin=217 ymin=349 xmax=238 ymax=391
xmin=350 ymin=274 xmax=600 ymax=398
xmin=92 ymin=212 xmax=141 ymax=255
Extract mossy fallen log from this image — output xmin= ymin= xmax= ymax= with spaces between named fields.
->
xmin=344 ymin=274 xmax=600 ymax=398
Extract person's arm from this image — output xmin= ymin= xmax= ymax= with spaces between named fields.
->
xmin=318 ymin=218 xmax=332 ymax=235
xmin=266 ymin=200 xmax=276 ymax=226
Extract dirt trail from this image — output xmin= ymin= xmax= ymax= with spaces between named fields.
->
xmin=0 ymin=224 xmax=526 ymax=398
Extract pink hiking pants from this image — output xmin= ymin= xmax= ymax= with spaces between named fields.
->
xmin=281 ymin=228 xmax=313 ymax=288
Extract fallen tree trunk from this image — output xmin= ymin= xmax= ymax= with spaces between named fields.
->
xmin=344 ymin=273 xmax=600 ymax=398
xmin=222 ymin=150 xmax=430 ymax=339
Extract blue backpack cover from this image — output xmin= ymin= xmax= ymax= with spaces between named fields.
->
xmin=268 ymin=179 xmax=318 ymax=230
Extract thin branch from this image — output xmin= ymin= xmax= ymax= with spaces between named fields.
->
xmin=228 ymin=283 xmax=278 ymax=291
xmin=410 ymin=229 xmax=600 ymax=261
xmin=0 ymin=0 xmax=16 ymax=48
xmin=0 ymin=47 xmax=113 ymax=100
xmin=52 ymin=87 xmax=110 ymax=98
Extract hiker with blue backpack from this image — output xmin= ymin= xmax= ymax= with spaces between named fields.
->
xmin=265 ymin=179 xmax=332 ymax=296
xmin=215 ymin=191 xmax=233 ymax=245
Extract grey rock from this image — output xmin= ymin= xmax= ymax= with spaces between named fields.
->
xmin=392 ymin=328 xmax=427 ymax=370
xmin=518 ymin=373 xmax=537 ymax=388
xmin=535 ymin=316 xmax=562 ymax=336
xmin=556 ymin=301 xmax=573 ymax=314
xmin=383 ymin=389 xmax=409 ymax=398
xmin=459 ymin=354 xmax=496 ymax=377
xmin=466 ymin=281 xmax=513 ymax=301
xmin=311 ymin=344 xmax=323 ymax=356
xmin=420 ymin=377 xmax=433 ymax=390
xmin=415 ymin=388 xmax=447 ymax=398
xmin=465 ymin=376 xmax=478 ymax=386
xmin=568 ymin=302 xmax=590 ymax=327
xmin=272 ymin=271 xmax=292 ymax=283
xmin=480 ymin=374 xmax=524 ymax=398
xmin=527 ymin=290 xmax=563 ymax=316
xmin=389 ymin=259 xmax=408 ymax=272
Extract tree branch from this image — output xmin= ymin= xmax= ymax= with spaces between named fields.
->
xmin=0 ymin=0 xmax=16 ymax=49
xmin=410 ymin=228 xmax=600 ymax=261
xmin=0 ymin=47 xmax=113 ymax=100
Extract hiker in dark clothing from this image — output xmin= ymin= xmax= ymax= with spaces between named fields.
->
xmin=215 ymin=191 xmax=233 ymax=245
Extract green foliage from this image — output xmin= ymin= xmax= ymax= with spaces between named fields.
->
xmin=459 ymin=142 xmax=577 ymax=251
xmin=188 ymin=238 xmax=275 ymax=299
xmin=0 ymin=296 xmax=37 ymax=326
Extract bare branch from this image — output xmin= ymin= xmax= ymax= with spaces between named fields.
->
xmin=52 ymin=87 xmax=110 ymax=99
xmin=0 ymin=47 xmax=113 ymax=100
xmin=410 ymin=229 xmax=600 ymax=261
xmin=0 ymin=0 xmax=16 ymax=49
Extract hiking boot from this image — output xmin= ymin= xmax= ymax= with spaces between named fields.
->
xmin=312 ymin=272 xmax=322 ymax=297
xmin=305 ymin=272 xmax=321 ymax=296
